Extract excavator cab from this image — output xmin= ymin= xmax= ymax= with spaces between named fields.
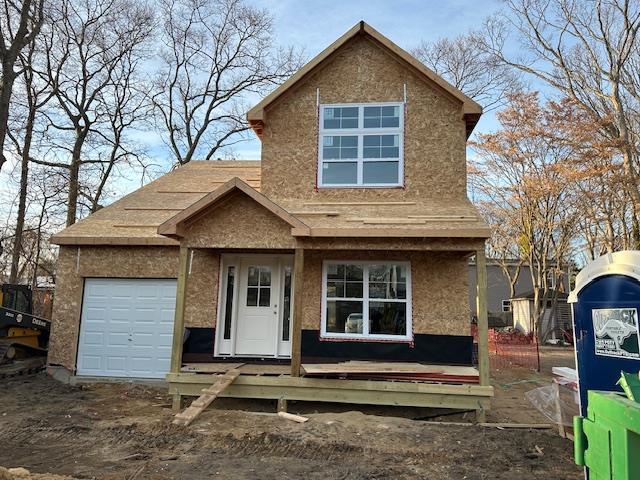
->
xmin=1 ymin=284 xmax=34 ymax=313
xmin=0 ymin=283 xmax=51 ymax=370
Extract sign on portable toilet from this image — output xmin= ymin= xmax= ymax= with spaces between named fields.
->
xmin=568 ymin=251 xmax=640 ymax=415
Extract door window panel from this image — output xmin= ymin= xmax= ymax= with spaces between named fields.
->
xmin=246 ymin=266 xmax=272 ymax=307
xmin=282 ymin=266 xmax=292 ymax=341
xmin=223 ymin=266 xmax=235 ymax=339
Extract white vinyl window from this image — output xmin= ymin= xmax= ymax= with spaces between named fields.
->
xmin=318 ymin=103 xmax=403 ymax=187
xmin=321 ymin=261 xmax=412 ymax=340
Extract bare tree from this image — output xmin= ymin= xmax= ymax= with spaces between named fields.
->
xmin=0 ymin=0 xmax=44 ymax=171
xmin=34 ymin=0 xmax=153 ymax=226
xmin=482 ymin=0 xmax=640 ymax=246
xmin=153 ymin=0 xmax=302 ymax=164
xmin=413 ymin=31 xmax=520 ymax=111
xmin=6 ymin=33 xmax=52 ymax=283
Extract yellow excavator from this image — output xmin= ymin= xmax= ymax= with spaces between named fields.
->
xmin=0 ymin=284 xmax=51 ymax=376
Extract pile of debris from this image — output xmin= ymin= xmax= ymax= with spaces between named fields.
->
xmin=0 ymin=467 xmax=76 ymax=480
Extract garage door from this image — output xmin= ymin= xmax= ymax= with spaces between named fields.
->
xmin=77 ymin=278 xmax=177 ymax=378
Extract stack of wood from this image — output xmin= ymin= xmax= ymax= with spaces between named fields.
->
xmin=301 ymin=361 xmax=479 ymax=383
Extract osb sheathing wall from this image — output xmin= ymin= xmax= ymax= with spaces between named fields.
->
xmin=260 ymin=35 xmax=467 ymax=203
xmin=49 ymin=246 xmax=219 ymax=371
xmin=301 ymin=250 xmax=471 ymax=336
xmin=182 ymin=192 xmax=297 ymax=249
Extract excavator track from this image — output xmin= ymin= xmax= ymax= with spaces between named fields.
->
xmin=0 ymin=340 xmax=47 ymax=379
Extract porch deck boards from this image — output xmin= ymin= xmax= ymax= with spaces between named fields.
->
xmin=181 ymin=363 xmax=291 ymax=375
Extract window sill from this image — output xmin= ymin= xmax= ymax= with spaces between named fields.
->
xmin=317 ymin=184 xmax=404 ymax=189
xmin=319 ymin=333 xmax=413 ymax=344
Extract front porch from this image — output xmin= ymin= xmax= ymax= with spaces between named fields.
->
xmin=168 ymin=361 xmax=493 ymax=413
xmin=166 ymin=242 xmax=492 ymax=419
xmin=157 ymin=181 xmax=492 ymax=419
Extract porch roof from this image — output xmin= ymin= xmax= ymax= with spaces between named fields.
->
xmin=158 ymin=177 xmax=490 ymax=241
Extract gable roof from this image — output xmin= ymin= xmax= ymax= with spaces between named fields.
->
xmin=51 ymin=161 xmax=261 ymax=246
xmin=247 ymin=21 xmax=483 ymax=138
xmin=157 ymin=177 xmax=309 ymax=238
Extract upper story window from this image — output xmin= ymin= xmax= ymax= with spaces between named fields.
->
xmin=318 ymin=103 xmax=403 ymax=188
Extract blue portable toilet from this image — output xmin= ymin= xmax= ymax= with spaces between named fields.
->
xmin=569 ymin=251 xmax=640 ymax=415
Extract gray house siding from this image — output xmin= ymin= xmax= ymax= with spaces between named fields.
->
xmin=468 ymin=262 xmax=570 ymax=320
xmin=469 ymin=264 xmax=533 ymax=318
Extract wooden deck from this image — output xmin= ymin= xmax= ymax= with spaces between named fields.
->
xmin=168 ymin=362 xmax=494 ymax=412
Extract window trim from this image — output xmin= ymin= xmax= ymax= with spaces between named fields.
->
xmin=320 ymin=260 xmax=412 ymax=341
xmin=502 ymin=300 xmax=512 ymax=312
xmin=318 ymin=102 xmax=404 ymax=188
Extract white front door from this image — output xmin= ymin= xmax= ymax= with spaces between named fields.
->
xmin=235 ymin=259 xmax=280 ymax=356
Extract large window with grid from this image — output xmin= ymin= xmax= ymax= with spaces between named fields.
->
xmin=321 ymin=261 xmax=412 ymax=340
xmin=318 ymin=103 xmax=403 ymax=187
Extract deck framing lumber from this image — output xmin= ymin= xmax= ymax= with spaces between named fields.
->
xmin=475 ymin=248 xmax=490 ymax=421
xmin=167 ymin=373 xmax=493 ymax=410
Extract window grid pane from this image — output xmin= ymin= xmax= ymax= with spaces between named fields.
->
xmin=320 ymin=104 xmax=403 ymax=187
xmin=324 ymin=106 xmax=359 ymax=129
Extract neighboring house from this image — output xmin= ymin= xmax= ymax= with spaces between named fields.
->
xmin=511 ymin=290 xmax=572 ymax=340
xmin=468 ymin=260 xmax=570 ymax=327
xmin=47 ymin=22 xmax=493 ymax=416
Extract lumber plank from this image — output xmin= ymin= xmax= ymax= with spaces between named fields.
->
xmin=172 ymin=369 xmax=240 ymax=426
xmin=277 ymin=411 xmax=309 ymax=423
xmin=291 ymin=248 xmax=304 ymax=376
xmin=166 ymin=372 xmax=494 ymax=397
xmin=301 ymin=362 xmax=479 ymax=376
xmin=170 ymin=247 xmax=190 ymax=375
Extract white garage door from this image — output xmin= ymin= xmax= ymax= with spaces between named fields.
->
xmin=77 ymin=278 xmax=177 ymax=378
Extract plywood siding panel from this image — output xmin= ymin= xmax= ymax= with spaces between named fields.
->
xmin=185 ymin=249 xmax=220 ymax=328
xmin=300 ymin=250 xmax=470 ymax=336
xmin=260 ymin=36 xmax=467 ymax=203
xmin=48 ymin=245 xmax=217 ymax=371
xmin=182 ymin=193 xmax=297 ymax=249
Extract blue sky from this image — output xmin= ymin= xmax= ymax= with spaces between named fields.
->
xmin=233 ymin=0 xmax=506 ymax=160
xmin=1 ymin=0 xmax=509 ymax=219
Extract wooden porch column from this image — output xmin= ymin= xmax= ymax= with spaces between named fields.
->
xmin=475 ymin=248 xmax=490 ymax=422
xmin=291 ymin=247 xmax=305 ymax=377
xmin=170 ymin=246 xmax=190 ymax=411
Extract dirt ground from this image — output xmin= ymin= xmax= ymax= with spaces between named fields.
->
xmin=0 ymin=348 xmax=581 ymax=480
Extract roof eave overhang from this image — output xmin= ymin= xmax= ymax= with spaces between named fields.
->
xmin=51 ymin=236 xmax=179 ymax=247
xmin=290 ymin=227 xmax=491 ymax=239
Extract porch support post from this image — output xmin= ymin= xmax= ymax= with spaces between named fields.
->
xmin=475 ymin=248 xmax=490 ymax=422
xmin=170 ymin=245 xmax=190 ymax=411
xmin=291 ymin=247 xmax=305 ymax=377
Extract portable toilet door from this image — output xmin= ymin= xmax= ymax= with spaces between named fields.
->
xmin=568 ymin=251 xmax=640 ymax=416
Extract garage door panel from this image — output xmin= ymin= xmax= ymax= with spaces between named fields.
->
xmin=107 ymin=332 xmax=130 ymax=346
xmin=83 ymin=332 xmax=104 ymax=346
xmin=77 ymin=278 xmax=177 ymax=378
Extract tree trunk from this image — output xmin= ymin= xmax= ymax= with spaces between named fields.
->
xmin=0 ymin=60 xmax=18 ymax=171
xmin=9 ymin=107 xmax=35 ymax=282
xmin=66 ymin=131 xmax=86 ymax=226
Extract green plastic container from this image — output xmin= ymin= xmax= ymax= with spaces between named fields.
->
xmin=574 ymin=390 xmax=640 ymax=479
xmin=616 ymin=372 xmax=640 ymax=402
